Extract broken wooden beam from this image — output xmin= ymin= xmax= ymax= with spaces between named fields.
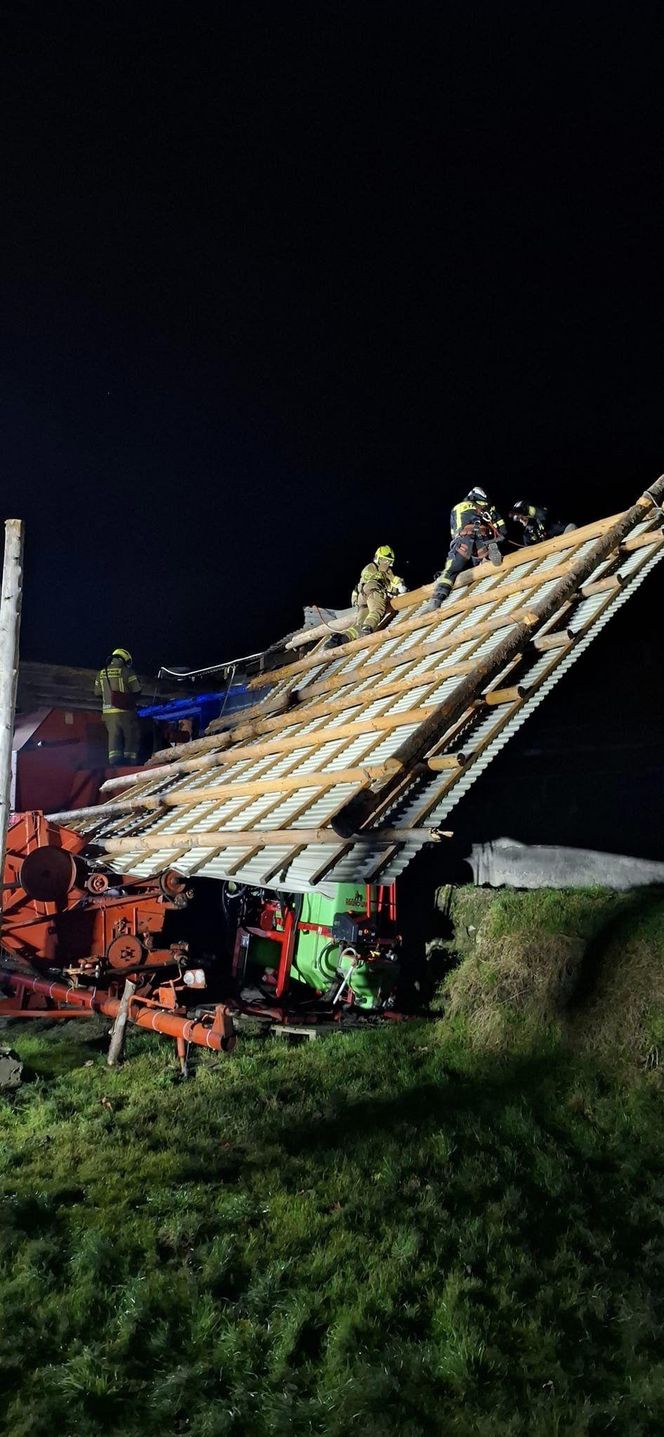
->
xmin=285 ymin=606 xmax=359 ymax=649
xmin=481 ymin=684 xmax=525 ymax=706
xmin=532 ymin=629 xmax=573 ymax=651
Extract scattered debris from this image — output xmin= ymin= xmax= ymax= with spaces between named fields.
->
xmin=0 ymin=1045 xmax=23 ymax=1090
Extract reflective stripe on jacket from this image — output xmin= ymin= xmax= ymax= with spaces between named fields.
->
xmin=450 ymin=500 xmax=507 ymax=541
xmin=94 ymin=663 xmax=142 ymax=714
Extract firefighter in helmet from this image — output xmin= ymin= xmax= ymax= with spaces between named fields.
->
xmin=422 ymin=487 xmax=507 ymax=612
xmin=510 ymin=500 xmax=576 ymax=545
xmin=329 ymin=545 xmax=407 ymax=646
xmin=94 ymin=647 xmax=142 ymax=765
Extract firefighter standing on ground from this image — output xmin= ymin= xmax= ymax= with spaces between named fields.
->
xmin=329 ymin=546 xmax=407 ymax=646
xmin=95 ymin=648 xmax=142 ymax=765
xmin=423 ymin=487 xmax=507 ymax=612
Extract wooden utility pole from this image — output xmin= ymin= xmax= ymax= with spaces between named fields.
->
xmin=0 ymin=520 xmax=24 ymax=933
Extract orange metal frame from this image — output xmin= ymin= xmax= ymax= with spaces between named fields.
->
xmin=2 ymin=811 xmax=182 ymax=973
xmin=0 ymin=971 xmax=235 ymax=1057
xmin=0 ymin=810 xmax=236 ymax=1063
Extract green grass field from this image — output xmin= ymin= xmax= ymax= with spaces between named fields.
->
xmin=3 ymin=888 xmax=664 ymax=1436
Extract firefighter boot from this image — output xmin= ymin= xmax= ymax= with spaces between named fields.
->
xmin=422 ymin=582 xmax=451 ymax=614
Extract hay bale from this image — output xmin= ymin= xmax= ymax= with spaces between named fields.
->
xmin=444 ymin=927 xmax=583 ymax=1051
xmin=437 ymin=885 xmax=664 ymax=1067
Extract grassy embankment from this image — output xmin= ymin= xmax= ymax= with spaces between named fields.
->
xmin=2 ymin=886 xmax=664 ymax=1436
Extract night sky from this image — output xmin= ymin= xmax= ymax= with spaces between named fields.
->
xmin=4 ymin=4 xmax=663 ymax=675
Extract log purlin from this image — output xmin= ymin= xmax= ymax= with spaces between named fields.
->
xmin=53 ymin=495 xmax=664 ymax=889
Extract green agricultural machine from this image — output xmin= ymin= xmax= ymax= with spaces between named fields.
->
xmin=226 ymin=881 xmax=401 ymax=1017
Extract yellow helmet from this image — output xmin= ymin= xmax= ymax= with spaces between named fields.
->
xmin=374 ymin=544 xmax=395 ymax=565
xmin=112 ymin=647 xmax=132 ymax=664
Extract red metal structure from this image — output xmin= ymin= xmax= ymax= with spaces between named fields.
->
xmin=231 ymin=897 xmax=299 ymax=1002
xmin=0 ymin=812 xmax=234 ymax=1061
xmin=13 ymin=706 xmax=111 ymax=814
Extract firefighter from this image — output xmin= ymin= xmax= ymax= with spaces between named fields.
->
xmin=510 ymin=500 xmax=577 ymax=546
xmin=422 ymin=487 xmax=507 ymax=612
xmin=329 ymin=545 xmax=407 ymax=646
xmin=510 ymin=500 xmax=548 ymax=544
xmin=94 ymin=647 xmax=142 ymax=765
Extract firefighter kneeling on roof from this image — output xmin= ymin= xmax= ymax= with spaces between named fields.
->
xmin=509 ymin=499 xmax=576 ymax=546
xmin=422 ymin=486 xmax=507 ymax=613
xmin=94 ymin=647 xmax=142 ymax=765
xmin=328 ymin=546 xmax=407 ymax=647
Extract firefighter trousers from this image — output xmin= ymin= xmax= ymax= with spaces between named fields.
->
xmin=426 ymin=532 xmax=499 ymax=611
xmin=104 ymin=711 xmax=140 ymax=765
xmin=344 ymin=586 xmax=388 ymax=641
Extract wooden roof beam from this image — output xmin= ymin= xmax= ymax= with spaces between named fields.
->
xmin=581 ymin=573 xmax=624 ymax=597
xmin=621 ymin=526 xmax=664 ymax=552
xmin=98 ymin=824 xmax=438 ymax=856
xmin=161 ymin=760 xmax=403 ymax=807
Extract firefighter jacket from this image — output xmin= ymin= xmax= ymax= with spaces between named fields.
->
xmin=450 ymin=499 xmax=507 ymax=542
xmin=352 ymin=562 xmax=407 ymax=606
xmin=521 ymin=504 xmax=549 ymax=544
xmin=95 ymin=660 xmax=142 ymax=715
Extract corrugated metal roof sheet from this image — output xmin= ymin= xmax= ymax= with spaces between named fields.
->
xmin=54 ymin=485 xmax=664 ymax=891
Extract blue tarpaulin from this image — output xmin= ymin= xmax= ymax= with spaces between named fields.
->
xmin=138 ymin=683 xmax=271 ymax=730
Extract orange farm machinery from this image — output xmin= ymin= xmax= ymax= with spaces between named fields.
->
xmin=0 ymin=813 xmax=410 ymax=1065
xmin=0 ymin=812 xmax=235 ymax=1063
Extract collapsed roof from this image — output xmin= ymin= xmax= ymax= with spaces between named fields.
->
xmin=54 ymin=478 xmax=664 ymax=891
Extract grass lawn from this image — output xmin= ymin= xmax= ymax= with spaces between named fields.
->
xmin=2 ymin=1012 xmax=664 ymax=1436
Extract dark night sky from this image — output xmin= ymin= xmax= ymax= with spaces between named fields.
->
xmin=2 ymin=3 xmax=663 ymax=673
